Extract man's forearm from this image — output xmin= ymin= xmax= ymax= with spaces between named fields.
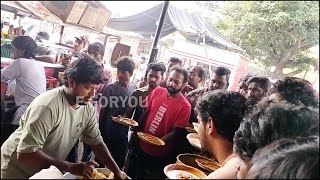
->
xmin=91 ymin=143 xmax=121 ymax=173
xmin=17 ymin=150 xmax=71 ymax=173
xmin=35 ymin=55 xmax=56 ymax=63
xmin=161 ymin=129 xmax=176 ymax=142
xmin=123 ymin=107 xmax=135 ymax=119
xmin=136 ymin=108 xmax=150 ymax=131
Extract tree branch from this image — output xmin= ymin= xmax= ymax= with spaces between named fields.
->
xmin=280 ymin=39 xmax=302 ymax=63
xmin=273 ymin=39 xmax=302 ymax=77
xmin=298 ymin=38 xmax=308 ymax=48
xmin=283 ymin=69 xmax=304 ymax=77
xmin=299 ymin=44 xmax=313 ymax=51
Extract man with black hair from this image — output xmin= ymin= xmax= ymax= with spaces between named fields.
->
xmin=246 ymin=136 xmax=319 ymax=179
xmin=195 ymin=90 xmax=248 ymax=165
xmin=35 ymin=31 xmax=50 ymax=42
xmin=98 ymin=56 xmax=137 ymax=169
xmin=124 ymin=62 xmax=166 ymax=122
xmin=236 ymin=73 xmax=253 ymax=96
xmin=246 ymin=76 xmax=271 ymax=106
xmin=72 ymin=36 xmax=88 ymax=57
xmin=78 ymin=42 xmax=113 ymax=163
xmin=1 ymin=54 xmax=124 ymax=179
xmin=233 ymin=102 xmax=319 ymax=179
xmin=181 ymin=65 xmax=207 ymax=96
xmin=127 ymin=66 xmax=191 ymax=179
xmin=268 ymin=77 xmax=319 ymax=108
xmin=58 ymin=36 xmax=88 ymax=67
xmin=87 ymin=42 xmax=104 ymax=63
xmin=1 ymin=36 xmax=46 ymax=132
xmin=160 ymin=57 xmax=183 ymax=88
xmin=124 ymin=62 xmax=166 ymax=175
xmin=87 ymin=42 xmax=112 ymax=97
xmin=186 ymin=66 xmax=231 ymax=123
xmin=188 ymin=65 xmax=207 ymax=89
xmin=195 ymin=90 xmax=248 ymax=179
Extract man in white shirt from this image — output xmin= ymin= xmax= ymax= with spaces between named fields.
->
xmin=1 ymin=36 xmax=46 ymax=131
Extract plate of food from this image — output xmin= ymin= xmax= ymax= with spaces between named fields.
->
xmin=186 ymin=133 xmax=201 ymax=150
xmin=63 ymin=168 xmax=130 ymax=179
xmin=137 ymin=132 xmax=165 ymax=146
xmin=164 ymin=164 xmax=207 ymax=179
xmin=63 ymin=168 xmax=110 ymax=179
xmin=112 ymin=115 xmax=138 ymax=127
xmin=176 ymin=153 xmax=213 ymax=173
xmin=195 ymin=158 xmax=220 ymax=172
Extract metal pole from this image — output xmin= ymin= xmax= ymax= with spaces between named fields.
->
xmin=144 ymin=1 xmax=170 ymax=80
xmin=59 ymin=26 xmax=65 ymax=44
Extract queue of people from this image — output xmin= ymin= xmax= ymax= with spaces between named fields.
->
xmin=1 ymin=34 xmax=319 ymax=179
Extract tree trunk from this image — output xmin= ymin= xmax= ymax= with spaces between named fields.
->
xmin=239 ymin=39 xmax=243 ymax=48
xmin=271 ymin=67 xmax=284 ymax=79
xmin=271 ymin=39 xmax=302 ymax=79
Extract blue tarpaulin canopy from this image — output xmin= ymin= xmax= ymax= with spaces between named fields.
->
xmin=106 ymin=3 xmax=243 ymax=52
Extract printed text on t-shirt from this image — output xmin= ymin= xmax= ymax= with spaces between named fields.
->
xmin=149 ymin=104 xmax=167 ymax=134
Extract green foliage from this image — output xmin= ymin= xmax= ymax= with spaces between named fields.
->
xmin=287 ymin=51 xmax=319 ymax=70
xmin=215 ymin=1 xmax=319 ymax=77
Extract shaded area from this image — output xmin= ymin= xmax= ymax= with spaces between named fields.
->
xmin=107 ymin=3 xmax=243 ymax=52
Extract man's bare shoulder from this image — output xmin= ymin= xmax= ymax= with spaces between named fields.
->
xmin=206 ymin=155 xmax=241 ymax=179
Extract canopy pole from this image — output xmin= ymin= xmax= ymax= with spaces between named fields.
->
xmin=144 ymin=1 xmax=170 ymax=80
xmin=59 ymin=26 xmax=65 ymax=44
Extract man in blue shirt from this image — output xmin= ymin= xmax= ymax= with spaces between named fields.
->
xmin=98 ymin=56 xmax=137 ymax=169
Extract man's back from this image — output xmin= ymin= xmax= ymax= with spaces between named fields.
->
xmin=1 ymin=58 xmax=47 ymax=125
xmin=1 ymin=58 xmax=46 ymax=106
xmin=1 ymin=87 xmax=102 ymax=179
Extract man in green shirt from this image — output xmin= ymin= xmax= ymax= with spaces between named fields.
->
xmin=1 ymin=54 xmax=124 ymax=179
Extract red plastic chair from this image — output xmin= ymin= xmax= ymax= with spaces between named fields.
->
xmin=46 ymin=76 xmax=58 ymax=90
xmin=44 ymin=67 xmax=55 ymax=77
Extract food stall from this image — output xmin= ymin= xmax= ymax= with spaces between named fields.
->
xmin=1 ymin=1 xmax=115 ymax=79
xmin=2 ymin=2 xmax=134 ymax=178
xmin=1 ymin=1 xmax=113 ymax=57
xmin=0 ymin=1 xmax=114 ymax=148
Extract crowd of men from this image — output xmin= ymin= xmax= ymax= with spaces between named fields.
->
xmin=1 ymin=34 xmax=319 ymax=179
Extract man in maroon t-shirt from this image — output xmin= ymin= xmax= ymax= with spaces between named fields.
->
xmin=126 ymin=66 xmax=191 ymax=179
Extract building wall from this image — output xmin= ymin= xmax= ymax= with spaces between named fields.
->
xmin=230 ymin=56 xmax=249 ymax=91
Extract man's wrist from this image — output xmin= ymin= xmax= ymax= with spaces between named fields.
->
xmin=55 ymin=160 xmax=73 ymax=173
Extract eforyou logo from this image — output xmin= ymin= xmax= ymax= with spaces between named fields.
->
xmin=76 ymin=96 xmax=146 ymax=108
